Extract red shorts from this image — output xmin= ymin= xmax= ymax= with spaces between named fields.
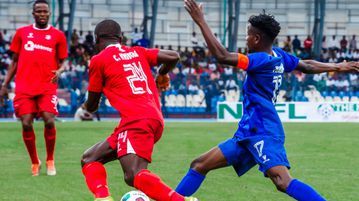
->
xmin=13 ymin=93 xmax=58 ymax=117
xmin=107 ymin=118 xmax=164 ymax=162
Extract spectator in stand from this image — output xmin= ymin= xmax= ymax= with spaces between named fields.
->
xmin=349 ymin=35 xmax=357 ymax=50
xmin=328 ymin=35 xmax=340 ymax=51
xmin=135 ymin=34 xmax=150 ymax=48
xmin=303 ymin=35 xmax=313 ymax=52
xmin=283 ymin=35 xmax=292 ymax=52
xmin=225 ymin=78 xmax=239 ymax=91
xmin=71 ymin=29 xmax=79 ymax=46
xmin=188 ymin=81 xmax=199 ymax=95
xmin=78 ymin=30 xmax=85 ymax=44
xmin=345 ymin=49 xmax=353 ymax=61
xmin=336 ymin=49 xmax=346 ymax=62
xmin=191 ymin=31 xmax=205 ymax=57
xmin=353 ymin=49 xmax=359 ymax=61
xmin=340 ymin=36 xmax=348 ymax=51
xmin=292 ymin=35 xmax=301 ymax=52
xmin=223 ymin=65 xmax=233 ymax=79
xmin=191 ymin=31 xmax=199 ymax=47
xmin=2 ymin=29 xmax=12 ymax=44
xmin=321 ymin=36 xmax=327 ymax=51
xmin=85 ymin=31 xmax=94 ymax=44
xmin=328 ymin=51 xmax=338 ymax=63
xmin=130 ymin=27 xmax=142 ymax=46
xmin=321 ymin=49 xmax=329 ymax=62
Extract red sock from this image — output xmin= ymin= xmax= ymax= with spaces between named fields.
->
xmin=44 ymin=127 xmax=56 ymax=161
xmin=22 ymin=129 xmax=39 ymax=164
xmin=82 ymin=162 xmax=110 ymax=198
xmin=134 ymin=169 xmax=184 ymax=201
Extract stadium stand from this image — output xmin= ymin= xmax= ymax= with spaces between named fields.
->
xmin=0 ymin=0 xmax=358 ymax=117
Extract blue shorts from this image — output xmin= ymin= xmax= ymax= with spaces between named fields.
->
xmin=218 ymin=135 xmax=290 ymax=176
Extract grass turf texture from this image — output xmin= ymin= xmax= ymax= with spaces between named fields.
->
xmin=0 ymin=122 xmax=358 ymax=201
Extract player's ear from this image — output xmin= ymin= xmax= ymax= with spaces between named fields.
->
xmin=254 ymin=33 xmax=261 ymax=45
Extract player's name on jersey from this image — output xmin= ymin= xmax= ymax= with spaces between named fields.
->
xmin=113 ymin=50 xmax=139 ymax=61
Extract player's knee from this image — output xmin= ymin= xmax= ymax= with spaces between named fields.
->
xmin=44 ymin=118 xmax=55 ymax=129
xmin=274 ymin=180 xmax=288 ymax=192
xmin=269 ymin=174 xmax=290 ymax=192
xmin=123 ymin=170 xmax=136 ymax=187
xmin=21 ymin=121 xmax=33 ymax=131
xmin=123 ymin=167 xmax=146 ymax=187
xmin=81 ymin=150 xmax=94 ymax=167
xmin=190 ymin=158 xmax=208 ymax=175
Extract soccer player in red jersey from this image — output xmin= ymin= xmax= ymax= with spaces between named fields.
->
xmin=80 ymin=19 xmax=198 ymax=201
xmin=0 ymin=0 xmax=68 ymax=176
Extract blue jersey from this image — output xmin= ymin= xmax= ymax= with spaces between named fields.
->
xmin=234 ymin=47 xmax=299 ymax=139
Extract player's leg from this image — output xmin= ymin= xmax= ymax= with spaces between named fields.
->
xmin=266 ymin=166 xmax=326 ymax=201
xmin=41 ymin=111 xmax=57 ymax=175
xmin=118 ymin=119 xmax=195 ymax=201
xmin=20 ymin=113 xmax=41 ymax=176
xmin=81 ymin=140 xmax=117 ymax=200
xmin=175 ymin=146 xmax=227 ymax=196
xmin=38 ymin=93 xmax=59 ymax=176
xmin=176 ymin=137 xmax=256 ymax=196
xmin=14 ymin=94 xmax=41 ymax=176
xmin=38 ymin=94 xmax=58 ymax=163
xmin=120 ymin=153 xmax=191 ymax=201
xmin=244 ymin=136 xmax=326 ymax=201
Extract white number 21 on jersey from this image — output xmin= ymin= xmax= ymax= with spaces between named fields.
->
xmin=123 ymin=62 xmax=152 ymax=95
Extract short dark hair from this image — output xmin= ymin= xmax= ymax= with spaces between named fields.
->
xmin=248 ymin=12 xmax=281 ymax=43
xmin=94 ymin=19 xmax=122 ymax=40
xmin=33 ymin=0 xmax=49 ymax=10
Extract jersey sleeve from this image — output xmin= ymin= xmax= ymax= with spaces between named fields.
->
xmin=245 ymin=52 xmax=272 ymax=73
xmin=236 ymin=53 xmax=249 ymax=70
xmin=274 ymin=48 xmax=299 ymax=72
xmin=141 ymin=47 xmax=159 ymax=66
xmin=56 ymin=31 xmax=68 ymax=60
xmin=88 ymin=56 xmax=104 ymax=93
xmin=9 ymin=29 xmax=22 ymax=54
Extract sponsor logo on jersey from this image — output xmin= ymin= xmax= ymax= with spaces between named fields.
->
xmin=24 ymin=41 xmax=53 ymax=52
xmin=273 ymin=63 xmax=284 ymax=73
xmin=45 ymin=35 xmax=51 ymax=40
xmin=113 ymin=50 xmax=139 ymax=61
xmin=27 ymin=33 xmax=34 ymax=38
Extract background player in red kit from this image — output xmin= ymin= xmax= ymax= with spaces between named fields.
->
xmin=80 ymin=19 xmax=198 ymax=201
xmin=0 ymin=0 xmax=68 ymax=176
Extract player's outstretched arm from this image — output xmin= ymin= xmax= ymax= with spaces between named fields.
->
xmin=184 ymin=0 xmax=238 ymax=66
xmin=155 ymin=50 xmax=180 ymax=91
xmin=83 ymin=91 xmax=102 ymax=113
xmin=296 ymin=60 xmax=359 ymax=74
xmin=0 ymin=53 xmax=19 ymax=101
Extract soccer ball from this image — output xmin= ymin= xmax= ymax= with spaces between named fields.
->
xmin=120 ymin=190 xmax=150 ymax=201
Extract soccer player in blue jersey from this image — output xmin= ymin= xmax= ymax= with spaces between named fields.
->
xmin=176 ymin=0 xmax=359 ymax=200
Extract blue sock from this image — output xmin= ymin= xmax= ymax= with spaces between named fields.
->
xmin=175 ymin=168 xmax=205 ymax=196
xmin=286 ymin=179 xmax=326 ymax=201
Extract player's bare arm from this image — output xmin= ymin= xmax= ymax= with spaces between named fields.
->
xmin=184 ymin=0 xmax=238 ymax=66
xmin=83 ymin=91 xmax=102 ymax=113
xmin=51 ymin=58 xmax=67 ymax=83
xmin=296 ymin=60 xmax=359 ymax=74
xmin=156 ymin=50 xmax=180 ymax=91
xmin=0 ymin=53 xmax=19 ymax=101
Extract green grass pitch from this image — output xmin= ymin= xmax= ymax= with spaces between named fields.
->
xmin=0 ymin=121 xmax=358 ymax=201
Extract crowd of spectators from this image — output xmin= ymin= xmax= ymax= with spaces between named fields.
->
xmin=0 ymin=28 xmax=358 ymax=116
